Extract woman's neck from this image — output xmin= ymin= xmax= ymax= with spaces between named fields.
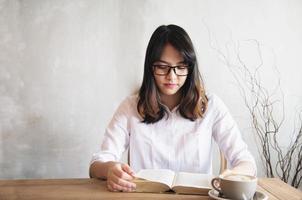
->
xmin=160 ymin=91 xmax=181 ymax=111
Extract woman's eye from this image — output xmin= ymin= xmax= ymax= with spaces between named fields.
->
xmin=157 ymin=65 xmax=169 ymax=69
xmin=177 ymin=66 xmax=187 ymax=70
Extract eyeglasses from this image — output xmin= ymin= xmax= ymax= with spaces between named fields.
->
xmin=153 ymin=64 xmax=189 ymax=76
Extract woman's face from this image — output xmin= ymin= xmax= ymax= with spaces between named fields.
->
xmin=153 ymin=43 xmax=188 ymax=97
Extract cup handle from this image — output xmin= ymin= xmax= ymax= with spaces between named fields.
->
xmin=211 ymin=177 xmax=222 ymax=193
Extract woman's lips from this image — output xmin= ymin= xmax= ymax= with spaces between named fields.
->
xmin=164 ymin=83 xmax=178 ymax=89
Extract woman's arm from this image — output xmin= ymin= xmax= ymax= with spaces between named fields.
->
xmin=221 ymin=161 xmax=256 ymax=177
xmin=89 ymin=97 xmax=136 ymax=191
xmin=211 ymin=95 xmax=257 ymax=176
xmin=89 ymin=161 xmax=136 ymax=192
xmin=89 ymin=161 xmax=118 ymax=179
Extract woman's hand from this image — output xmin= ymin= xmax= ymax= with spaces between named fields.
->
xmin=220 ymin=161 xmax=256 ymax=177
xmin=107 ymin=163 xmax=136 ymax=192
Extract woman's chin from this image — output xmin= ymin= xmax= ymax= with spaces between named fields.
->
xmin=160 ymin=89 xmax=179 ymax=96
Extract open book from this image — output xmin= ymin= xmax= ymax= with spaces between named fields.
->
xmin=132 ymin=169 xmax=213 ymax=195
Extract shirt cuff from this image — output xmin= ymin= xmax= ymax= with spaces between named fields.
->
xmin=89 ymin=151 xmax=118 ymax=166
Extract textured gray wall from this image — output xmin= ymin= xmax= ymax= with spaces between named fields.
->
xmin=0 ymin=0 xmax=302 ymax=179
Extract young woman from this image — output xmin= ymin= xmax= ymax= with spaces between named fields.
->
xmin=89 ymin=24 xmax=256 ymax=192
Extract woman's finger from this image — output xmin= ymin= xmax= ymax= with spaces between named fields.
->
xmin=108 ymin=180 xmax=134 ymax=192
xmin=122 ymin=164 xmax=135 ymax=176
xmin=113 ymin=168 xmax=134 ymax=181
xmin=107 ymin=183 xmax=118 ymax=192
xmin=110 ymin=173 xmax=136 ymax=188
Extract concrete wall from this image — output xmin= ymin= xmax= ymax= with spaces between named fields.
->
xmin=0 ymin=0 xmax=301 ymax=179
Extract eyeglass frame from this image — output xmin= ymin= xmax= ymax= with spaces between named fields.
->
xmin=152 ymin=64 xmax=190 ymax=76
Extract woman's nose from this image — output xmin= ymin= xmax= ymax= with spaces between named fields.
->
xmin=166 ymin=68 xmax=177 ymax=80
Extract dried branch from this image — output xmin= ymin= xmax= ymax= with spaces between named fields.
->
xmin=206 ymin=29 xmax=302 ymax=188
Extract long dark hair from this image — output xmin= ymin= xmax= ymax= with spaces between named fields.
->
xmin=137 ymin=24 xmax=208 ymax=123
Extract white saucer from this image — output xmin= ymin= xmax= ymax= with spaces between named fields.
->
xmin=208 ymin=189 xmax=268 ymax=200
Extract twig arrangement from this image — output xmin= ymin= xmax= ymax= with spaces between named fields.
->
xmin=209 ymin=38 xmax=302 ymax=188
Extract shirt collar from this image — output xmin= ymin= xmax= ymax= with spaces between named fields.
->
xmin=162 ymin=104 xmax=180 ymax=114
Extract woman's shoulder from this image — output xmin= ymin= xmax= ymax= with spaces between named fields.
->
xmin=117 ymin=94 xmax=139 ymax=113
xmin=123 ymin=93 xmax=139 ymax=106
xmin=206 ymin=92 xmax=223 ymax=105
xmin=205 ymin=92 xmax=229 ymax=113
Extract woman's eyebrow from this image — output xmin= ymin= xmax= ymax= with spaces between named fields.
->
xmin=156 ymin=60 xmax=185 ymax=64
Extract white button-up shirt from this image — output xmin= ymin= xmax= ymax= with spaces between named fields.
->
xmin=90 ymin=93 xmax=256 ymax=174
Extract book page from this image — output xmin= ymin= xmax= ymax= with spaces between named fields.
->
xmin=134 ymin=169 xmax=175 ymax=188
xmin=172 ymin=172 xmax=213 ymax=189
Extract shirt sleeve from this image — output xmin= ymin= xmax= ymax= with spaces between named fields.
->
xmin=211 ymin=95 xmax=257 ymax=173
xmin=90 ymin=97 xmax=130 ymax=165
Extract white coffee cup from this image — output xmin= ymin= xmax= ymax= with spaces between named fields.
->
xmin=211 ymin=174 xmax=257 ymax=200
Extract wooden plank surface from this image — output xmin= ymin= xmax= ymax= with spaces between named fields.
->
xmin=258 ymin=178 xmax=302 ymax=200
xmin=256 ymin=184 xmax=279 ymax=200
xmin=0 ymin=178 xmax=300 ymax=200
xmin=0 ymin=178 xmax=209 ymax=200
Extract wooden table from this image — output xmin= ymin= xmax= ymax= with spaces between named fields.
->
xmin=0 ymin=178 xmax=301 ymax=200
